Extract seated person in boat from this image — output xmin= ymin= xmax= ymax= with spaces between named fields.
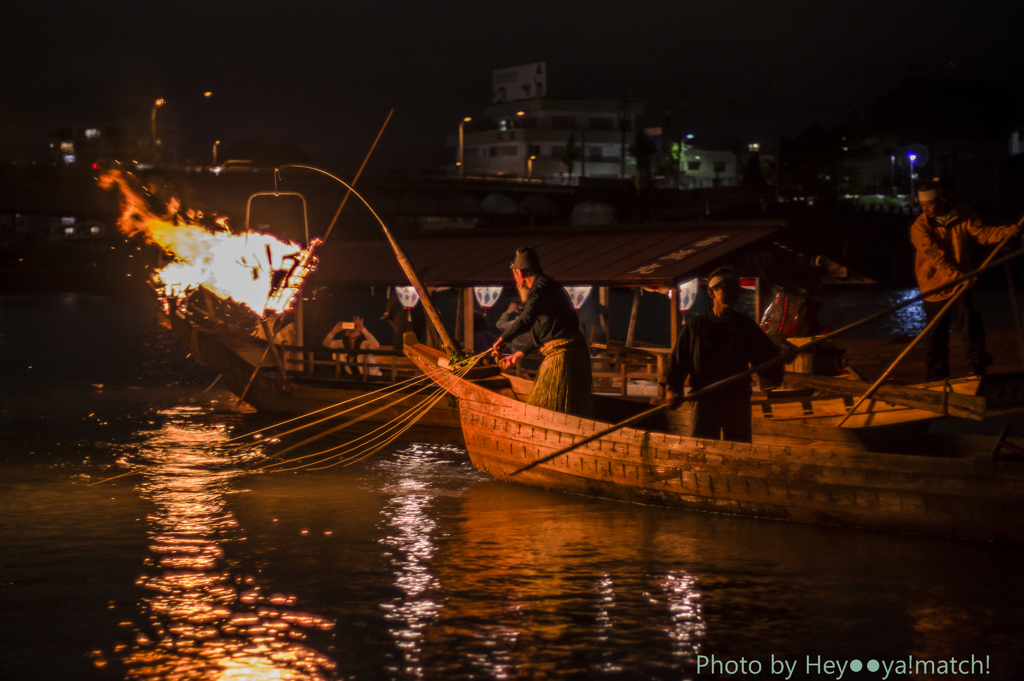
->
xmin=473 ymin=311 xmax=500 ymax=354
xmin=323 ymin=316 xmax=382 ymax=377
xmin=496 ymin=299 xmax=534 ymax=356
xmin=661 ymin=267 xmax=783 ymax=443
xmin=490 ymin=247 xmax=594 ymax=417
xmin=911 ymin=180 xmax=1023 ymax=381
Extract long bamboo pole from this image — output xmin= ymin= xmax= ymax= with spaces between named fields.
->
xmin=835 ymin=234 xmax=1013 ymax=427
xmin=1004 ymin=262 xmax=1024 ymax=368
xmin=322 ymin=109 xmax=394 ymax=243
xmin=278 ymin=165 xmax=463 ymax=357
xmin=510 ymin=244 xmax=1024 ymax=476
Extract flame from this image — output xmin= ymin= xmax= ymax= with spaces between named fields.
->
xmin=100 ymin=170 xmax=317 ymax=316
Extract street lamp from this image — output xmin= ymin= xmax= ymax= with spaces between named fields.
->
xmin=907 ymin=151 xmax=917 ymax=207
xmin=517 ymin=110 xmax=530 ymax=177
xmin=212 ymin=140 xmax=220 ymax=167
xmin=151 ymin=98 xmax=166 ymax=166
xmin=528 ymin=154 xmax=536 ymax=179
xmin=458 ymin=116 xmax=471 ymax=179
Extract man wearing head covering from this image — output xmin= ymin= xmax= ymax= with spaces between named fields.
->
xmin=491 ymin=247 xmax=593 ymax=417
xmin=911 ymin=180 xmax=1023 ymax=380
xmin=660 ymin=266 xmax=783 ymax=443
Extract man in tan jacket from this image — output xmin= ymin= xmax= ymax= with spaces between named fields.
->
xmin=911 ymin=181 xmax=1022 ymax=381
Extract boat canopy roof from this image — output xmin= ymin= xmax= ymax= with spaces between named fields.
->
xmin=309 ymin=221 xmax=783 ymax=287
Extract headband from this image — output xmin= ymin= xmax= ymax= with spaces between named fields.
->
xmin=918 ymin=188 xmax=942 ymax=202
xmin=708 ymin=272 xmax=738 ymax=290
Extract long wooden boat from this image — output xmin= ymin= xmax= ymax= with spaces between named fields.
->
xmin=165 ymin=307 xmax=464 ymax=442
xmin=405 ymin=339 xmax=1024 ymax=542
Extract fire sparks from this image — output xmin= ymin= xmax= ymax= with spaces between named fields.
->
xmin=100 ymin=170 xmax=317 ymax=316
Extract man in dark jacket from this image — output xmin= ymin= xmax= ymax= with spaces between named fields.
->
xmin=491 ymin=247 xmax=593 ymax=416
xmin=661 ymin=267 xmax=782 ymax=442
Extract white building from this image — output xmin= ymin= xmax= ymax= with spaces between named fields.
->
xmin=448 ymin=98 xmax=645 ymax=181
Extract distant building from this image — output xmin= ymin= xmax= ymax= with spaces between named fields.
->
xmin=448 ymin=97 xmax=644 ymax=181
xmin=47 ymin=122 xmax=175 ymax=168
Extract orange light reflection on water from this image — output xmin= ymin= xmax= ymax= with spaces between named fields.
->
xmin=113 ymin=407 xmax=335 ymax=680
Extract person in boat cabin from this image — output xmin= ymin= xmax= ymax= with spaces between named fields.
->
xmin=490 ymin=247 xmax=594 ymax=417
xmin=473 ymin=311 xmax=500 ymax=354
xmin=323 ymin=316 xmax=382 ymax=377
xmin=660 ymin=266 xmax=783 ymax=443
xmin=495 ymin=299 xmax=534 ymax=356
xmin=911 ymin=180 xmax=1023 ymax=381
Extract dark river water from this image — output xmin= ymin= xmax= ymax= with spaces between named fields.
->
xmin=2 ymin=293 xmax=1023 ymax=681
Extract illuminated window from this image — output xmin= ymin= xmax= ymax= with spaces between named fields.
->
xmin=748 ymin=143 xmax=760 ymax=152
xmin=85 ymin=128 xmax=100 ymax=138
xmin=63 ymin=154 xmax=76 ymax=165
xmin=60 ymin=142 xmax=74 ymax=153
xmin=90 ymin=225 xmax=101 ymax=235
xmin=61 ymin=217 xmax=75 ymax=226
xmin=64 ymin=227 xmax=75 ymax=237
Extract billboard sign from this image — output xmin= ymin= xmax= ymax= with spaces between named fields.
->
xmin=493 ymin=62 xmax=547 ymax=103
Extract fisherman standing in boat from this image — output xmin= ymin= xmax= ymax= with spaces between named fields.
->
xmin=911 ymin=180 xmax=1023 ymax=381
xmin=661 ymin=267 xmax=783 ymax=443
xmin=490 ymin=247 xmax=593 ymax=417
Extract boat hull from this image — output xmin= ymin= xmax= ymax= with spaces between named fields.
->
xmin=407 ymin=342 xmax=1024 ymax=542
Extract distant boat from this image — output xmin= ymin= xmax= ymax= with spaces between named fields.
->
xmin=166 ymin=301 xmax=464 ymax=443
xmin=405 ymin=339 xmax=1024 ymax=543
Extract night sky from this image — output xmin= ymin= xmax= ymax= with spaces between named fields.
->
xmin=2 ymin=0 xmax=1022 ymax=171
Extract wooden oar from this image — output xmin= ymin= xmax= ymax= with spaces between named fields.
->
xmin=322 ymin=108 xmax=394 ymax=243
xmin=510 ymin=244 xmax=1024 ymax=476
xmin=835 ymin=234 xmax=1014 ymax=427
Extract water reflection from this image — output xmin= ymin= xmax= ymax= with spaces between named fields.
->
xmin=117 ymin=406 xmax=336 ymax=680
xmin=377 ymin=445 xmax=449 ymax=679
xmin=417 ymin=481 xmax=709 ymax=678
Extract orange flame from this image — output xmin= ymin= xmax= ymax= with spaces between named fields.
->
xmin=100 ymin=170 xmax=316 ymax=316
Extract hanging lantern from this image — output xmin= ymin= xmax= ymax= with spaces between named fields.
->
xmin=394 ymin=285 xmax=420 ymax=322
xmin=677 ymin=278 xmax=699 ymax=313
xmin=394 ymin=286 xmax=420 ymax=309
xmin=563 ymin=286 xmax=593 ymax=310
xmin=474 ymin=286 xmax=503 ymax=310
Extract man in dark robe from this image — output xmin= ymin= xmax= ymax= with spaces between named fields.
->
xmin=491 ymin=247 xmax=593 ymax=417
xmin=661 ymin=267 xmax=782 ymax=443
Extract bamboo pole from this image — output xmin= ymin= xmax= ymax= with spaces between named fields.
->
xmin=322 ymin=108 xmax=394 ymax=243
xmin=1004 ymin=262 xmax=1024 ymax=368
xmin=836 ymin=234 xmax=1013 ymax=427
xmin=235 ymin=316 xmax=278 ymax=409
xmin=278 ymin=165 xmax=463 ymax=357
xmin=510 ymin=244 xmax=1024 ymax=476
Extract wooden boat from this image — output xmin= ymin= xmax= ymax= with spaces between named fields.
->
xmin=165 ymin=304 xmax=465 ymax=442
xmin=404 ymin=339 xmax=1024 ymax=542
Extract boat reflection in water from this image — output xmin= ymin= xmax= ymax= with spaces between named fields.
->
xmin=118 ymin=406 xmax=336 ymax=680
xmin=373 ymin=447 xmax=708 ymax=679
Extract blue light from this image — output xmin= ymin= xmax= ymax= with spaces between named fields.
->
xmin=908 ymin=153 xmax=917 ymax=164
